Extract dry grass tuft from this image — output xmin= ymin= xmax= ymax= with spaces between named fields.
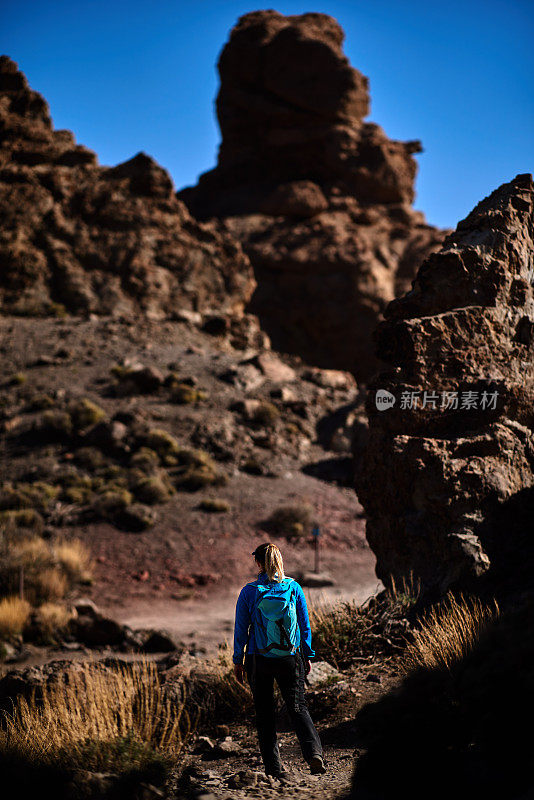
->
xmin=31 ymin=568 xmax=68 ymax=604
xmin=0 ymin=660 xmax=193 ymax=776
xmin=0 ymin=596 xmax=31 ymax=638
xmin=404 ymin=593 xmax=499 ymax=674
xmin=34 ymin=603 xmax=74 ymax=637
xmin=54 ymin=538 xmax=93 ymax=583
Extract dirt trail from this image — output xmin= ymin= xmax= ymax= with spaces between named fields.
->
xmin=115 ymin=551 xmax=381 ymax=656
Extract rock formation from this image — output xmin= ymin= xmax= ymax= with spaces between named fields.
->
xmin=0 ymin=56 xmax=254 ymax=319
xmin=179 ymin=11 xmax=446 ymax=381
xmin=355 ymin=174 xmax=534 ymax=595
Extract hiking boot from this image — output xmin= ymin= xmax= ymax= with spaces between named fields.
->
xmin=309 ymin=755 xmax=326 ymax=775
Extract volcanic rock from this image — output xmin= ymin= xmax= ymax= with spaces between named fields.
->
xmin=0 ymin=55 xmax=255 ymax=319
xmin=355 ymin=174 xmax=534 ymax=595
xmin=179 ymin=11 xmax=446 ymax=380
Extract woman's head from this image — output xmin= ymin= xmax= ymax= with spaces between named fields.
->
xmin=252 ymin=542 xmax=285 ymax=582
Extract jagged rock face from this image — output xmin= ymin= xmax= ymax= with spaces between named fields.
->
xmin=0 ymin=56 xmax=255 ymax=319
xmin=179 ymin=11 xmax=446 ymax=381
xmin=355 ymin=174 xmax=534 ymax=596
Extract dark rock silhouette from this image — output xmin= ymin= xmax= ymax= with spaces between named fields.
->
xmin=355 ymin=174 xmax=534 ymax=595
xmin=180 ymin=11 xmax=446 ymax=380
xmin=0 ymin=55 xmax=255 ymax=319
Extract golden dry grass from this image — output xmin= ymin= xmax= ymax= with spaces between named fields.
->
xmin=54 ymin=538 xmax=93 ymax=583
xmin=0 ymin=596 xmax=31 ymax=637
xmin=30 ymin=567 xmax=68 ymax=604
xmin=34 ymin=602 xmax=73 ymax=636
xmin=404 ymin=593 xmax=499 ymax=673
xmin=0 ymin=660 xmax=193 ymax=774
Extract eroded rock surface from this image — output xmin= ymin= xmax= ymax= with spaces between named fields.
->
xmin=355 ymin=174 xmax=534 ymax=595
xmin=0 ymin=56 xmax=255 ymax=319
xmin=180 ymin=10 xmax=446 ymax=380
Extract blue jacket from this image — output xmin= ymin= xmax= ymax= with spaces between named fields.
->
xmin=233 ymin=573 xmax=315 ymax=665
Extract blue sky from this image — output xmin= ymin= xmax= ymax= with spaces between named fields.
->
xmin=2 ymin=0 xmax=533 ymax=228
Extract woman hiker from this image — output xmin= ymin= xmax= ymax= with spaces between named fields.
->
xmin=233 ymin=542 xmax=326 ymax=778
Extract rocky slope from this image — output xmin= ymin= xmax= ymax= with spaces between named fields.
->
xmin=0 ymin=311 xmax=373 ymax=620
xmin=355 ymin=174 xmax=534 ymax=596
xmin=0 ymin=55 xmax=254 ymax=320
xmin=180 ymin=10 xmax=446 ymax=381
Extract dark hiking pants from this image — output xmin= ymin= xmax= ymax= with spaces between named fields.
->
xmin=245 ymin=652 xmax=323 ymax=775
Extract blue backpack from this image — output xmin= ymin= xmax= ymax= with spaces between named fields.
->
xmin=253 ymin=578 xmax=300 ymax=658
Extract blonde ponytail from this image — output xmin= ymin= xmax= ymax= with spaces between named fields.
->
xmin=264 ymin=544 xmax=285 ymax=582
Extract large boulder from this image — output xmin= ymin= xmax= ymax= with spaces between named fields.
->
xmin=0 ymin=56 xmax=255 ymax=319
xmin=355 ymin=174 xmax=534 ymax=596
xmin=179 ymin=11 xmax=446 ymax=380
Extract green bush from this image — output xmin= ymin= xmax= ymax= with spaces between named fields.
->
xmin=198 ymin=499 xmax=230 ymax=513
xmin=251 ymin=401 xmax=279 ymax=427
xmin=26 ymin=394 xmax=55 ymax=411
xmin=143 ymin=429 xmax=182 ymax=466
xmin=0 ymin=482 xmax=59 ymax=512
xmin=267 ymin=503 xmax=314 ymax=539
xmin=69 ymin=398 xmax=106 ymax=431
xmin=40 ymin=410 xmax=73 ymax=437
xmin=132 ymin=475 xmax=174 ymax=505
xmin=170 ymin=384 xmax=207 ymax=404
xmin=130 ymin=447 xmax=160 ymax=471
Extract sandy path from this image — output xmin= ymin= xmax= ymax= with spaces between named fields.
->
xmin=115 ymin=548 xmax=381 ymax=654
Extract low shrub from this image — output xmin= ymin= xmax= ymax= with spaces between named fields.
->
xmin=92 ymin=489 xmax=133 ymax=521
xmin=9 ymin=372 xmax=27 ymax=386
xmin=117 ymin=504 xmax=157 ymax=532
xmin=69 ymin=398 xmax=107 ymax=431
xmin=0 ymin=482 xmax=59 ymax=512
xmin=266 ymin=503 xmax=314 ymax=540
xmin=241 ymin=457 xmax=264 ymax=476
xmin=198 ymin=499 xmax=230 ymax=513
xmin=0 ymin=509 xmax=44 ymax=532
xmin=0 ymin=596 xmax=31 ymax=638
xmin=251 ymin=401 xmax=279 ymax=427
xmin=143 ymin=428 xmax=182 ymax=466
xmin=130 ymin=447 xmax=160 ymax=471
xmin=26 ymin=394 xmax=55 ymax=411
xmin=310 ymin=581 xmax=419 ymax=669
xmin=171 ymin=383 xmax=207 ymax=404
xmin=174 ymin=465 xmax=226 ymax=492
xmin=74 ymin=447 xmax=107 ymax=470
xmin=131 ymin=475 xmax=174 ymax=505
xmin=40 ymin=409 xmax=73 ymax=437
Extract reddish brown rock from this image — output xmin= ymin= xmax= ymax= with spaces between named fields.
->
xmin=179 ymin=11 xmax=446 ymax=380
xmin=355 ymin=174 xmax=534 ymax=595
xmin=0 ymin=56 xmax=255 ymax=319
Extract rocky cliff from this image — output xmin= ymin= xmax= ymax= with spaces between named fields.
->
xmin=180 ymin=11 xmax=446 ymax=381
xmin=355 ymin=174 xmax=534 ymax=595
xmin=0 ymin=56 xmax=254 ymax=319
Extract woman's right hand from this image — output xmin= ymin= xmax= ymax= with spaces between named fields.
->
xmin=234 ymin=664 xmax=246 ymax=684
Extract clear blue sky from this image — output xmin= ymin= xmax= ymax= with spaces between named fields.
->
xmin=2 ymin=0 xmax=533 ymax=229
